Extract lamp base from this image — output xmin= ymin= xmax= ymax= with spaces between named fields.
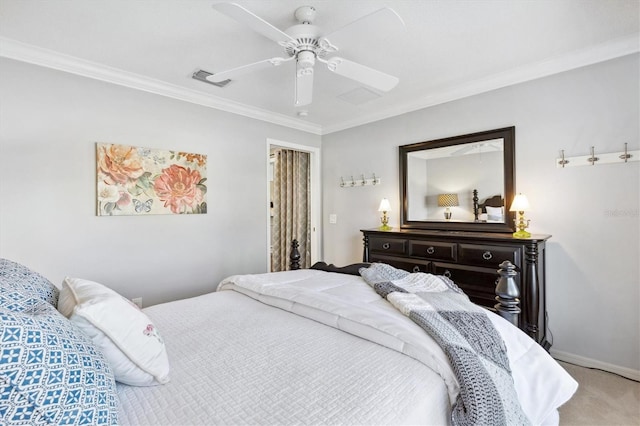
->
xmin=380 ymin=211 xmax=391 ymax=230
xmin=512 ymin=229 xmax=531 ymax=238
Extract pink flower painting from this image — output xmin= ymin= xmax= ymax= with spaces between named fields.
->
xmin=154 ymin=165 xmax=204 ymax=214
xmin=98 ymin=144 xmax=145 ymax=185
xmin=96 ymin=143 xmax=207 ymax=216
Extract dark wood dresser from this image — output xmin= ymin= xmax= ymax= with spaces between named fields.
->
xmin=361 ymin=228 xmax=551 ymax=349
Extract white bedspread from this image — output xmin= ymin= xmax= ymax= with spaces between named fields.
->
xmin=217 ymin=269 xmax=578 ymax=425
xmin=117 ymin=286 xmax=450 ymax=425
xmin=117 ymin=269 xmax=577 ymax=425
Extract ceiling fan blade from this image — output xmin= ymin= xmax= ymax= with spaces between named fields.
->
xmin=295 ymin=62 xmax=314 ymax=107
xmin=324 ymin=7 xmax=405 ymax=46
xmin=212 ymin=2 xmax=295 ymax=44
xmin=451 ymin=144 xmax=477 ymax=156
xmin=325 ymin=57 xmax=399 ymax=92
xmin=206 ymin=57 xmax=290 ymax=83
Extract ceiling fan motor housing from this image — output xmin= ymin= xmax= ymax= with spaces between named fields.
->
xmin=294 ymin=6 xmax=317 ymax=24
xmin=283 ymin=24 xmax=324 ymax=58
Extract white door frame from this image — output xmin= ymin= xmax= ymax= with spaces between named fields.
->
xmin=266 ymin=138 xmax=321 ymax=270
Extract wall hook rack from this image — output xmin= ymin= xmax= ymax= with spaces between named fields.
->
xmin=339 ymin=174 xmax=381 ymax=187
xmin=556 ymin=143 xmax=639 ymax=168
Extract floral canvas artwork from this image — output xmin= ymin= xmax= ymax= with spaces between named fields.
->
xmin=96 ymin=143 xmax=207 ymax=216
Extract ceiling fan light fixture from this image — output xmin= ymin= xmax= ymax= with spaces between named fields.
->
xmin=297 ymin=50 xmax=316 ymax=69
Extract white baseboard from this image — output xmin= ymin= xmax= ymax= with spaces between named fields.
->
xmin=551 ymin=349 xmax=640 ymax=381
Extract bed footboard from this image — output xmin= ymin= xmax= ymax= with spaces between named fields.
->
xmin=494 ymin=260 xmax=521 ymax=327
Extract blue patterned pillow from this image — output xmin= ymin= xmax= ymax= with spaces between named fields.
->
xmin=0 ymin=302 xmax=119 ymax=425
xmin=0 ymin=288 xmax=44 ymax=313
xmin=0 ymin=258 xmax=59 ymax=308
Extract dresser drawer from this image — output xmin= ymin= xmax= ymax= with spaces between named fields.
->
xmin=432 ymin=262 xmax=501 ymax=290
xmin=369 ymin=237 xmax=407 ymax=256
xmin=369 ymin=255 xmax=430 ymax=273
xmin=432 ymin=262 xmax=512 ymax=310
xmin=409 ymin=241 xmax=457 ymax=262
xmin=458 ymin=243 xmax=520 ymax=268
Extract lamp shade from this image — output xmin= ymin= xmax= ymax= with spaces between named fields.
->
xmin=437 ymin=193 xmax=459 ymax=207
xmin=509 ymin=193 xmax=531 ymax=212
xmin=378 ymin=198 xmax=391 ymax=212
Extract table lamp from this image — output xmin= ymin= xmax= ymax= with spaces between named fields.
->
xmin=378 ymin=198 xmax=391 ymax=230
xmin=437 ymin=193 xmax=459 ymax=220
xmin=509 ymin=193 xmax=531 ymax=238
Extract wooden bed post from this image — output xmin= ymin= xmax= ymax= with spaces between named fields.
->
xmin=495 ymin=260 xmax=521 ymax=327
xmin=362 ymin=234 xmax=370 ymax=262
xmin=289 ymin=239 xmax=301 ymax=270
xmin=472 ymin=189 xmax=479 ymax=221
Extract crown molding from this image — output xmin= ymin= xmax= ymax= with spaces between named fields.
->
xmin=2 ymin=34 xmax=637 ymax=136
xmin=0 ymin=37 xmax=323 ymax=135
xmin=321 ymin=33 xmax=640 ymax=135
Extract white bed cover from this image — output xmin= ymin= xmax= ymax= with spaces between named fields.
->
xmin=117 ymin=269 xmax=577 ymax=425
xmin=217 ymin=269 xmax=578 ymax=425
xmin=117 ymin=280 xmax=450 ymax=425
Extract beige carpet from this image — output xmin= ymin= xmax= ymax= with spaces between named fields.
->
xmin=558 ymin=361 xmax=639 ymax=425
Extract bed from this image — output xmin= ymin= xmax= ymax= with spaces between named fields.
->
xmin=0 ymin=257 xmax=577 ymax=426
xmin=473 ymin=189 xmax=505 ymax=222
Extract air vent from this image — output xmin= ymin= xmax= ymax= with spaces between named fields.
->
xmin=336 ymin=87 xmax=382 ymax=105
xmin=192 ymin=69 xmax=231 ymax=87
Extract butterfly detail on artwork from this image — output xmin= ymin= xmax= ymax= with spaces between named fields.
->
xmin=133 ymin=198 xmax=153 ymax=213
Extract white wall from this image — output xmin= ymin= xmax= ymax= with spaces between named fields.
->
xmin=1 ymin=53 xmax=638 ymax=376
xmin=322 ymin=54 xmax=639 ymax=375
xmin=0 ymin=58 xmax=320 ymax=306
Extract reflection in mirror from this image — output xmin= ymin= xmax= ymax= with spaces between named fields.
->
xmin=400 ymin=127 xmax=515 ymax=232
xmin=406 ymin=139 xmax=504 ymax=221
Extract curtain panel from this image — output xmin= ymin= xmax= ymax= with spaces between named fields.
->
xmin=272 ymin=149 xmax=311 ymax=271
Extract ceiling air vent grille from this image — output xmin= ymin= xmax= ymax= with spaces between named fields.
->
xmin=192 ymin=69 xmax=231 ymax=87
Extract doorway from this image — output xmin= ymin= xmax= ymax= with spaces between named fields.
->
xmin=267 ymin=139 xmax=320 ymax=272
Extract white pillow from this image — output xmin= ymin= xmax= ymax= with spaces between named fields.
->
xmin=59 ymin=277 xmax=170 ymax=386
xmin=485 ymin=206 xmax=504 ymax=221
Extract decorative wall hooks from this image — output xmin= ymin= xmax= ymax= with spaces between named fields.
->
xmin=556 ymin=143 xmax=639 ymax=168
xmin=340 ymin=174 xmax=381 ymax=187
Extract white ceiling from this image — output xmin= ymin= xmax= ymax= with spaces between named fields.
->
xmin=1 ymin=0 xmax=638 ymax=135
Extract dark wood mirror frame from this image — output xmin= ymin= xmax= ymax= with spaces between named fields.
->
xmin=400 ymin=126 xmax=516 ymax=233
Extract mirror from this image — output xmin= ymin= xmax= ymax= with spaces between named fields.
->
xmin=400 ymin=127 xmax=516 ymax=232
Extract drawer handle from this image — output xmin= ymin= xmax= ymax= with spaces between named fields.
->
xmin=382 ymin=243 xmax=390 ymax=250
xmin=443 ymin=270 xmax=452 ymax=278
xmin=482 ymin=251 xmax=493 ymax=260
xmin=426 ymin=246 xmax=435 ymax=255
xmin=412 ymin=266 xmax=421 ymax=273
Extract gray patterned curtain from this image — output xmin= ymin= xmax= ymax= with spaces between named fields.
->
xmin=271 ymin=149 xmax=310 ymax=271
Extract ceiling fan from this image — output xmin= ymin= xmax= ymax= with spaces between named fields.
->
xmin=205 ymin=2 xmax=405 ymax=107
xmin=451 ymin=141 xmax=504 ymax=156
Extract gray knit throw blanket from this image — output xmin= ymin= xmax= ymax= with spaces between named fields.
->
xmin=359 ymin=263 xmax=530 ymax=426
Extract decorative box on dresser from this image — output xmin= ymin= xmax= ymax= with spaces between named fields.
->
xmin=361 ymin=228 xmax=551 ymax=349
